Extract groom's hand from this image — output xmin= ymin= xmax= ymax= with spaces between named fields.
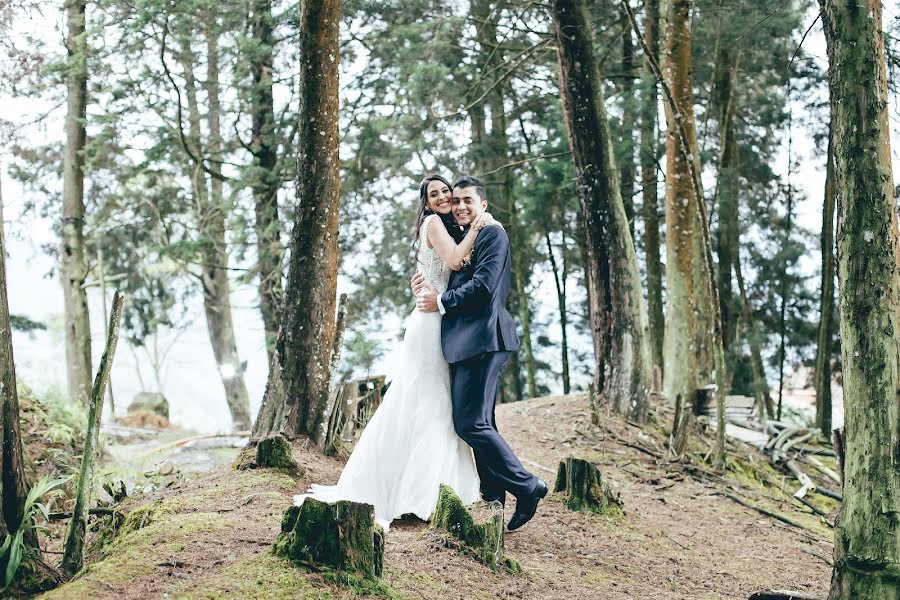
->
xmin=411 ymin=272 xmax=426 ymax=295
xmin=415 ymin=287 xmax=439 ymax=313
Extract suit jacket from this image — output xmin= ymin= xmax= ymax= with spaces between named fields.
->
xmin=440 ymin=224 xmax=520 ymax=364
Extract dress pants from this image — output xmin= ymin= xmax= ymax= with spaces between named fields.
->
xmin=450 ymin=351 xmax=539 ymax=502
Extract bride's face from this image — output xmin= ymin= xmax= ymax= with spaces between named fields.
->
xmin=426 ymin=180 xmax=453 ymax=214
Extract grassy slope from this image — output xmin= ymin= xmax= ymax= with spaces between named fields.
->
xmin=38 ymin=394 xmax=834 ymax=600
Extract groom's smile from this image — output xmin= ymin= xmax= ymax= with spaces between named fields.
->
xmin=451 ymin=186 xmax=487 ymax=227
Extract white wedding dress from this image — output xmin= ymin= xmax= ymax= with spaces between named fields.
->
xmin=294 ymin=214 xmax=481 ymax=530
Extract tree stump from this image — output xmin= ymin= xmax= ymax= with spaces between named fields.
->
xmin=254 ymin=435 xmax=298 ymax=471
xmin=554 ymin=457 xmax=623 ymax=515
xmin=274 ymin=498 xmax=384 ymax=580
xmin=431 ymin=484 xmax=519 ymax=572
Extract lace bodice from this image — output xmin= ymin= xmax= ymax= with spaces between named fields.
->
xmin=417 ymin=214 xmax=451 ymax=293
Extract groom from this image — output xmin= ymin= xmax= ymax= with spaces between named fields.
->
xmin=413 ymin=175 xmax=547 ymax=531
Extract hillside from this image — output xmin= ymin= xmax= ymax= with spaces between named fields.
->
xmin=38 ymin=394 xmax=833 ymax=600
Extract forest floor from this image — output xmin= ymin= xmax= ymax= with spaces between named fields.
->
xmin=36 ymin=394 xmax=835 ymax=600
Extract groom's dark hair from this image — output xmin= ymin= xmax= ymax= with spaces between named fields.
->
xmin=452 ymin=175 xmax=487 ymax=201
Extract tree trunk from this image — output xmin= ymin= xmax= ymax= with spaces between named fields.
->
xmin=0 ymin=180 xmax=34 ymax=549
xmin=202 ymin=30 xmax=251 ymax=431
xmin=546 ymin=232 xmax=570 ymax=395
xmin=618 ymin=16 xmax=637 ymax=239
xmin=61 ymin=0 xmax=92 ymax=407
xmin=253 ymin=0 xmax=340 ymax=441
xmin=662 ymin=0 xmax=701 ymax=451
xmin=61 ymin=292 xmax=124 ymax=576
xmin=735 ymin=247 xmax=775 ymax=420
xmin=249 ymin=0 xmax=284 ymax=365
xmin=640 ymin=0 xmax=664 ymax=376
xmin=819 ymin=2 xmax=900 ymax=598
xmin=713 ymin=47 xmax=740 ymax=385
xmin=551 ymin=0 xmax=652 ymax=422
xmin=470 ymin=0 xmax=537 ymax=400
xmin=814 ymin=130 xmax=836 ymax=437
xmin=776 ymin=147 xmax=794 ymax=423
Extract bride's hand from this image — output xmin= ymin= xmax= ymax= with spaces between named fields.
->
xmin=472 ymin=212 xmax=497 ymax=232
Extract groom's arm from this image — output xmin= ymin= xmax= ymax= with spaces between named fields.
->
xmin=439 ymin=225 xmax=507 ymax=315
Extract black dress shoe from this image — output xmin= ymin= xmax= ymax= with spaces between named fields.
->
xmin=507 ymin=479 xmax=548 ymax=531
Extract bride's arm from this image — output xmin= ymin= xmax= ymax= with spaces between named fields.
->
xmin=426 ymin=213 xmax=494 ymax=271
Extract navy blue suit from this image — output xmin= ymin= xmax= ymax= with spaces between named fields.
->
xmin=440 ymin=225 xmax=539 ymax=502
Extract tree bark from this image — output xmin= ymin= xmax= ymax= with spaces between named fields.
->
xmin=640 ymin=0 xmax=664 ymax=376
xmin=814 ymin=130 xmax=836 ymax=437
xmin=662 ymin=0 xmax=701 ymax=451
xmin=819 ymin=2 xmax=900 ymax=597
xmin=253 ymin=0 xmax=341 ymax=441
xmin=61 ymin=292 xmax=124 ymax=576
xmin=551 ymin=0 xmax=652 ymax=422
xmin=0 ymin=179 xmax=34 ymax=549
xmin=618 ymin=17 xmax=637 ymax=239
xmin=61 ymin=0 xmax=92 ymax=407
xmin=249 ymin=0 xmax=284 ymax=366
xmin=735 ymin=247 xmax=775 ymax=420
xmin=470 ymin=0 xmax=537 ymax=400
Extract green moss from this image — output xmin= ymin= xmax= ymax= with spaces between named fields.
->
xmin=275 ymin=499 xmax=383 ymax=581
xmin=431 ymin=485 xmax=506 ymax=571
xmin=555 ymin=458 xmax=624 ymax=517
xmin=40 ymin=512 xmax=233 ymax=599
xmin=176 ymin=552 xmax=334 ymax=599
xmin=255 ymin=435 xmax=299 ymax=471
xmin=321 ymin=569 xmax=397 ymax=598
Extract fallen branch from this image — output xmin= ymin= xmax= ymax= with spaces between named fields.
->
xmin=712 ymin=491 xmax=810 ymax=531
xmin=137 ymin=431 xmax=251 ymax=459
xmin=785 ymin=460 xmax=816 ymax=499
xmin=749 ymin=590 xmax=824 ymax=600
xmin=804 ymin=455 xmax=841 ymax=486
xmin=48 ymin=508 xmax=117 ymax=521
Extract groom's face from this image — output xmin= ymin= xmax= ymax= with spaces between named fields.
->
xmin=451 ymin=186 xmax=487 ymax=227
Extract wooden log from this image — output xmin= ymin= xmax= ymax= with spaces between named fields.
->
xmin=431 ymin=484 xmax=517 ymax=572
xmin=60 ymin=291 xmax=125 ymax=577
xmin=274 ymin=498 xmax=383 ymax=580
xmin=554 ymin=457 xmax=623 ymax=515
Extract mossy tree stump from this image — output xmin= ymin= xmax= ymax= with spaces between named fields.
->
xmin=274 ymin=498 xmax=384 ymax=580
xmin=432 ymin=484 xmax=518 ymax=572
xmin=255 ymin=435 xmax=298 ymax=470
xmin=554 ymin=457 xmax=623 ymax=515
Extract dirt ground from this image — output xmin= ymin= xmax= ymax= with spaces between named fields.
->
xmin=38 ymin=394 xmax=834 ymax=600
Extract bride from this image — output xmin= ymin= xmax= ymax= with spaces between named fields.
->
xmin=294 ymin=174 xmax=496 ymax=530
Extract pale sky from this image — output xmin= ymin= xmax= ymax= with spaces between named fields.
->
xmin=3 ymin=4 xmax=899 ymax=433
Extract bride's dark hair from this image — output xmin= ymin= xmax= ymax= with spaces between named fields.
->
xmin=413 ymin=173 xmax=456 ymax=263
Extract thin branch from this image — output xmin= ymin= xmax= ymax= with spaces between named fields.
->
xmin=788 ymin=11 xmax=822 ymax=72
xmin=734 ymin=0 xmax=790 ymax=41
xmin=475 ymin=150 xmax=571 ymax=178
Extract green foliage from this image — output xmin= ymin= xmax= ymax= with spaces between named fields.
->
xmin=9 ymin=314 xmax=46 ymax=333
xmin=0 ymin=475 xmax=69 ymax=592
